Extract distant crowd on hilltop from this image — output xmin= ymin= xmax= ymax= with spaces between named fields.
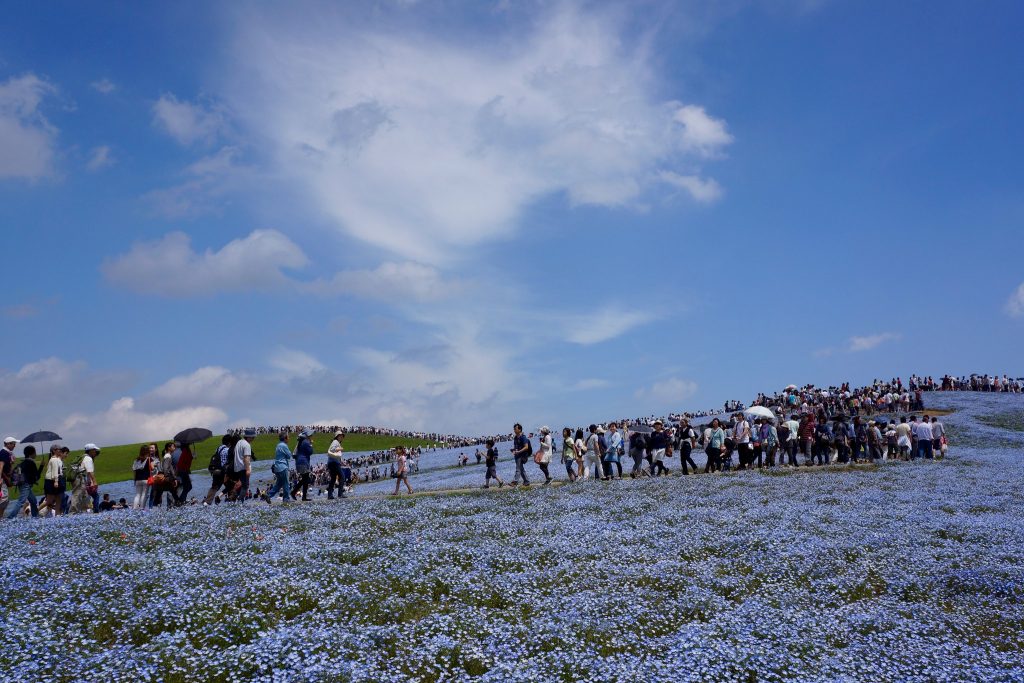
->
xmin=0 ymin=372 xmax=1020 ymax=517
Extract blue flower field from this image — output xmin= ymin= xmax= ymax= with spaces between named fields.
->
xmin=1 ymin=392 xmax=1023 ymax=682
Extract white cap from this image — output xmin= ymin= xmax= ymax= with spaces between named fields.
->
xmin=83 ymin=443 xmax=100 ymax=452
xmin=3 ymin=436 xmax=18 ymax=445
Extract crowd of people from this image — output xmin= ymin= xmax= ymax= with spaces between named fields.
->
xmin=0 ymin=373 xmax=1018 ymax=518
xmin=225 ymin=424 xmax=510 ymax=450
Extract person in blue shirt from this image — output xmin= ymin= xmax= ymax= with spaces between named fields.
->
xmin=291 ymin=431 xmax=314 ymax=501
xmin=510 ymin=423 xmax=531 ymax=487
xmin=264 ymin=432 xmax=295 ymax=504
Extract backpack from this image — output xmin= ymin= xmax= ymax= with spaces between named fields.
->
xmin=208 ymin=445 xmax=226 ymax=476
xmin=11 ymin=461 xmax=25 ymax=487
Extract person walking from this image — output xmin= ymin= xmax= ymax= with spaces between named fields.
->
xmin=573 ymin=429 xmax=587 ymax=480
xmin=42 ymin=445 xmax=65 ymax=517
xmin=560 ymin=428 xmax=577 ymax=482
xmin=175 ymin=443 xmax=194 ymax=505
xmin=603 ymin=422 xmax=623 ymax=480
xmin=81 ymin=444 xmax=101 ymax=513
xmin=326 ymin=431 xmax=346 ymax=499
xmin=264 ymin=432 xmax=295 ymax=504
xmin=628 ymin=427 xmax=648 ymax=478
xmin=292 ymin=431 xmax=314 ymax=501
xmin=677 ymin=419 xmax=699 ymax=475
xmin=704 ymin=418 xmax=726 ymax=473
xmin=732 ymin=414 xmax=752 ymax=470
xmin=647 ymin=420 xmax=670 ymax=476
xmin=483 ymin=439 xmax=505 ymax=488
xmin=536 ymin=426 xmax=554 ymax=485
xmin=234 ymin=428 xmax=255 ymax=502
xmin=510 ymin=423 xmax=532 ymax=487
xmin=392 ymin=446 xmax=414 ymax=495
xmin=6 ymin=445 xmax=40 ymax=519
xmin=131 ymin=445 xmax=152 ymax=509
xmin=0 ymin=437 xmax=16 ymax=518
xmin=204 ymin=436 xmax=230 ymax=504
xmin=583 ymin=425 xmax=602 ymax=481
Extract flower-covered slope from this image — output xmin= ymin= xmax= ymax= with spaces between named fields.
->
xmin=1 ymin=393 xmax=1023 ymax=682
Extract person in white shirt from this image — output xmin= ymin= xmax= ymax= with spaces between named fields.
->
xmin=81 ymin=444 xmax=100 ymax=513
xmin=584 ymin=425 xmax=602 ymax=481
xmin=326 ymin=431 xmax=346 ymax=499
xmin=234 ymin=429 xmax=255 ymax=502
xmin=930 ymin=418 xmax=946 ymax=458
xmin=536 ymin=426 xmax=554 ymax=485
xmin=914 ymin=417 xmax=934 ymax=459
xmin=732 ymin=415 xmax=752 ymax=469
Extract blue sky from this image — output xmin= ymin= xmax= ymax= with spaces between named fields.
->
xmin=1 ymin=0 xmax=1021 ymax=445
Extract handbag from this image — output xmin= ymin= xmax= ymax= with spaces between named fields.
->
xmin=146 ymin=476 xmax=155 ymax=486
xmin=86 ymin=484 xmax=98 ymax=496
xmin=533 ymin=451 xmax=543 ymax=464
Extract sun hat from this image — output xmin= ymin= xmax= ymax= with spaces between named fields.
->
xmin=539 ymin=426 xmax=550 ymax=434
xmin=243 ymin=427 xmax=257 ymax=438
xmin=334 ymin=430 xmax=344 ymax=437
xmin=83 ymin=443 xmax=100 ymax=452
xmin=3 ymin=436 xmax=18 ymax=445
xmin=596 ymin=425 xmax=606 ymax=434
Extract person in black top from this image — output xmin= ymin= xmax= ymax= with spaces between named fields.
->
xmin=482 ymin=439 xmax=505 ymax=489
xmin=6 ymin=445 xmax=40 ymax=519
xmin=677 ymin=419 xmax=699 ymax=475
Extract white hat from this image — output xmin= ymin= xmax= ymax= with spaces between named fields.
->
xmin=596 ymin=425 xmax=606 ymax=434
xmin=539 ymin=426 xmax=550 ymax=434
xmin=83 ymin=443 xmax=100 ymax=452
xmin=3 ymin=436 xmax=18 ymax=445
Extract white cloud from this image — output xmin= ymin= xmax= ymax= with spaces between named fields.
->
xmin=1006 ymin=283 xmax=1024 ymax=318
xmin=86 ymin=145 xmax=114 ymax=171
xmin=564 ymin=307 xmax=653 ymax=345
xmin=659 ymin=171 xmax=724 ymax=203
xmin=847 ymin=332 xmax=901 ymax=352
xmin=61 ymin=397 xmax=227 ymax=446
xmin=673 ymin=104 xmax=733 ymax=158
xmin=91 ymin=78 xmax=116 ymax=94
xmin=0 ymin=73 xmax=58 ymax=180
xmin=144 ymin=366 xmax=258 ymax=411
xmin=634 ymin=377 xmax=699 ymax=404
xmin=152 ymin=93 xmax=227 ymax=146
xmin=222 ymin=4 xmax=732 ymax=263
xmin=572 ymin=378 xmax=611 ymax=391
xmin=268 ymin=349 xmax=325 ymax=378
xmin=102 ymin=229 xmax=308 ymax=297
xmin=307 ymin=261 xmax=463 ymax=302
xmin=143 ymin=146 xmax=245 ymax=218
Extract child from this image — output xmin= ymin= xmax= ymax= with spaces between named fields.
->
xmin=483 ymin=439 xmax=505 ymax=489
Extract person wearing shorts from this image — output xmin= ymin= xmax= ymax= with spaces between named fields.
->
xmin=483 ymin=439 xmax=504 ymax=488
xmin=392 ymin=446 xmax=413 ymax=495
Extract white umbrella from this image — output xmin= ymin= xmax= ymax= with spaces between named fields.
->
xmin=744 ymin=406 xmax=777 ymax=420
xmin=785 ymin=384 xmax=798 ymax=391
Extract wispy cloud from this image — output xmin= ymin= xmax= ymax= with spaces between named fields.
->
xmin=90 ymin=78 xmax=116 ymax=94
xmin=634 ymin=377 xmax=699 ymax=404
xmin=1006 ymin=283 xmax=1024 ymax=318
xmin=659 ymin=171 xmax=724 ymax=203
xmin=0 ymin=73 xmax=58 ymax=180
xmin=305 ymin=261 xmax=463 ymax=303
xmin=815 ymin=331 xmax=903 ymax=357
xmin=86 ymin=145 xmax=114 ymax=171
xmin=847 ymin=332 xmax=901 ymax=352
xmin=152 ymin=93 xmax=227 ymax=146
xmin=564 ymin=308 xmax=653 ymax=345
xmin=222 ymin=4 xmax=733 ymax=263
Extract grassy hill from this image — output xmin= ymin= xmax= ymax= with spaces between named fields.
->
xmin=16 ymin=432 xmax=437 ymax=488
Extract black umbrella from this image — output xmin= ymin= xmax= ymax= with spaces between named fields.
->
xmin=22 ymin=431 xmax=62 ymax=443
xmin=173 ymin=427 xmax=213 ymax=445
